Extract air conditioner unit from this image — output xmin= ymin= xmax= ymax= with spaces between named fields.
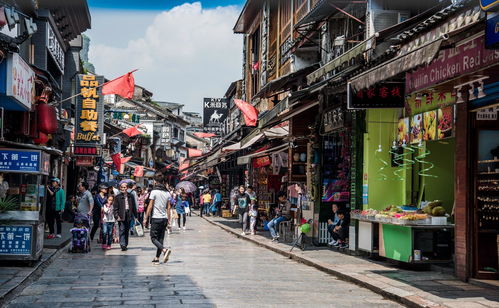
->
xmin=372 ymin=10 xmax=410 ymax=32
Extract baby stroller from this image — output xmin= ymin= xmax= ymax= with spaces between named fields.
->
xmin=68 ymin=215 xmax=91 ymax=253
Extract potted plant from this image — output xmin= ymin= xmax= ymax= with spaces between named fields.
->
xmin=0 ymin=195 xmax=18 ymax=213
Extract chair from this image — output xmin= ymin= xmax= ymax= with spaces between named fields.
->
xmin=278 ymin=220 xmax=293 ymax=243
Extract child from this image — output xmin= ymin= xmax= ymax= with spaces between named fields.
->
xmin=101 ymin=195 xmax=115 ymax=250
xmin=249 ymin=204 xmax=258 ymax=235
xmin=176 ymin=193 xmax=189 ymax=230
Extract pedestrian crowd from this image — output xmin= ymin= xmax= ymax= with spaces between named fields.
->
xmin=45 ymin=172 xmax=199 ymax=265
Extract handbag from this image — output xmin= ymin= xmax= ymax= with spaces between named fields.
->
xmin=134 ymin=218 xmax=144 ymax=237
xmin=185 ymin=206 xmax=191 ymax=214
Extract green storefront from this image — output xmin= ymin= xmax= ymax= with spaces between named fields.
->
xmin=351 ymin=93 xmax=456 ymax=263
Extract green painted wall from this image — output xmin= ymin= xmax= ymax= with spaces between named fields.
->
xmin=363 ymin=109 xmax=407 ymax=210
xmin=363 ymin=110 xmax=454 ymax=212
xmin=424 ymin=139 xmax=455 ymax=216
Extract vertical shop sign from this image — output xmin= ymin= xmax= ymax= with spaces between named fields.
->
xmin=0 ymin=225 xmax=32 ymax=255
xmin=203 ymin=98 xmax=228 ymax=134
xmin=2 ymin=53 xmax=36 ymax=110
xmin=76 ymin=74 xmax=104 ymax=149
xmin=46 ymin=23 xmax=65 ymax=72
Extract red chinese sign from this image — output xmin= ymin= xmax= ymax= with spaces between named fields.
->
xmin=406 ymin=36 xmax=499 ymax=93
xmin=348 ymin=82 xmax=405 ymax=109
xmin=252 ymin=156 xmax=271 ymax=169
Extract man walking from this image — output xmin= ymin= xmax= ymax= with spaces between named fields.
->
xmin=113 ymin=181 xmax=137 ymax=251
xmin=143 ymin=172 xmax=172 ymax=265
xmin=46 ymin=178 xmax=65 ymax=239
xmin=77 ymin=182 xmax=94 ymax=219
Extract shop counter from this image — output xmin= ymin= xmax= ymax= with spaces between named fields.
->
xmin=352 ymin=217 xmax=454 ymax=263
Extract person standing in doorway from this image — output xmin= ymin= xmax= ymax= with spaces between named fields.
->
xmin=113 ymin=182 xmax=137 ymax=251
xmin=91 ymin=184 xmax=107 ymax=241
xmin=77 ymin=182 xmax=94 ymax=219
xmin=143 ymin=173 xmax=172 ymax=265
xmin=236 ymin=185 xmax=251 ymax=235
xmin=46 ymin=178 xmax=65 ymax=239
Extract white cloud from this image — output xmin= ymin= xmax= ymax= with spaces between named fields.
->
xmin=88 ymin=2 xmax=242 ymax=113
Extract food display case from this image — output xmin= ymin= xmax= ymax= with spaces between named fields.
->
xmin=0 ymin=148 xmax=50 ymax=263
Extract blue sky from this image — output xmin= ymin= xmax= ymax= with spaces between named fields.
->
xmin=86 ymin=1 xmax=244 ymax=113
xmin=88 ymin=0 xmax=245 ymax=10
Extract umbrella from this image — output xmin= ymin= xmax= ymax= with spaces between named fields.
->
xmin=175 ymin=181 xmax=197 ymax=193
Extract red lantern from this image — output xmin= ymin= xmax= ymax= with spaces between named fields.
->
xmin=33 ymin=131 xmax=49 ymax=144
xmin=36 ymin=103 xmax=57 ymax=134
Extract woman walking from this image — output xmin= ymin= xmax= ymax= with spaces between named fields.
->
xmin=137 ymin=187 xmax=146 ymax=226
xmin=176 ymin=190 xmax=188 ymax=230
xmin=235 ymin=185 xmax=251 ymax=235
xmin=101 ymin=195 xmax=115 ymax=250
xmin=91 ymin=184 xmax=107 ymax=242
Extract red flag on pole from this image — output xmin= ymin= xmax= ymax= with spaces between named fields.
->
xmin=102 ymin=70 xmax=136 ymax=99
xmin=122 ymin=125 xmax=142 ymax=137
xmin=234 ymin=99 xmax=258 ymax=127
xmin=188 ymin=148 xmax=203 ymax=158
xmin=193 ymin=132 xmax=216 ymax=138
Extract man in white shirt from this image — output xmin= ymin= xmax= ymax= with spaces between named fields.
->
xmin=143 ymin=172 xmax=172 ymax=265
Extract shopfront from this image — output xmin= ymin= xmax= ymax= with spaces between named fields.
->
xmin=0 ymin=148 xmax=50 ymax=263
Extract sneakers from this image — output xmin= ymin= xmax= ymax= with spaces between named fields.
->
xmin=332 ymin=242 xmax=340 ymax=247
xmin=163 ymin=249 xmax=172 ymax=263
xmin=340 ymin=243 xmax=349 ymax=249
xmin=271 ymin=236 xmax=279 ymax=242
xmin=328 ymin=240 xmax=337 ymax=246
xmin=47 ymin=234 xmax=55 ymax=239
xmin=101 ymin=244 xmax=107 ymax=250
xmin=240 ymin=232 xmax=246 ymax=236
xmin=182 ymin=226 xmax=186 ymax=231
xmin=106 ymin=245 xmax=112 ymax=250
xmin=56 ymin=234 xmax=62 ymax=238
xmin=251 ymin=232 xmax=256 ymax=235
xmin=167 ymin=228 xmax=171 ymax=235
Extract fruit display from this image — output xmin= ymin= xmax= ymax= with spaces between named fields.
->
xmin=411 ymin=114 xmax=423 ymax=144
xmin=423 ymin=200 xmax=443 ymax=215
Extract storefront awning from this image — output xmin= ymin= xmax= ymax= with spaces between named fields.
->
xmin=222 ymin=142 xmax=242 ymax=152
xmin=239 ymin=132 xmax=264 ymax=150
xmin=349 ymin=38 xmax=443 ymax=92
xmin=237 ymin=144 xmax=289 ymax=165
xmin=264 ymin=124 xmax=289 ymax=138
xmin=253 ymin=64 xmax=319 ymax=99
xmin=307 ymin=36 xmax=375 ymax=85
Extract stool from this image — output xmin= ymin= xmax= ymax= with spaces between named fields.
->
xmin=278 ymin=220 xmax=293 ymax=243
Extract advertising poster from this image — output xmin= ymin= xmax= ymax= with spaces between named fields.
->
xmin=423 ymin=110 xmax=437 ymax=141
xmin=397 ymin=117 xmax=409 ymax=145
xmin=410 ymin=114 xmax=423 ymax=144
xmin=437 ymin=106 xmax=454 ymax=139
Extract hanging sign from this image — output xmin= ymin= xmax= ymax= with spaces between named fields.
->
xmin=203 ymin=98 xmax=228 ymax=134
xmin=348 ymin=82 xmax=405 ymax=109
xmin=253 ymin=156 xmax=271 ymax=168
xmin=46 ymin=23 xmax=65 ymax=72
xmin=75 ymin=156 xmax=94 ymax=167
xmin=75 ymin=74 xmax=104 ymax=150
xmin=481 ymin=0 xmax=499 ymax=11
xmin=486 ymin=12 xmax=499 ymax=49
xmin=323 ymin=107 xmax=344 ymax=132
xmin=0 ymin=53 xmax=35 ymax=111
xmin=0 ymin=149 xmax=43 ymax=173
xmin=477 ymin=107 xmax=498 ymax=120
xmin=0 ymin=225 xmax=32 ymax=255
xmin=405 ymin=92 xmax=455 ymax=115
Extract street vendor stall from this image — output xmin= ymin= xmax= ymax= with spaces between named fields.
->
xmin=0 ymin=148 xmax=50 ymax=263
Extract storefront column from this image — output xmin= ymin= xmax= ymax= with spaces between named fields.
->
xmin=454 ymin=102 xmax=471 ymax=281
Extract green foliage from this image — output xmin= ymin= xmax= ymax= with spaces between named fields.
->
xmin=0 ymin=195 xmax=18 ymax=213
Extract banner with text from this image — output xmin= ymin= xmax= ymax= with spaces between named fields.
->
xmin=75 ymin=74 xmax=104 ymax=153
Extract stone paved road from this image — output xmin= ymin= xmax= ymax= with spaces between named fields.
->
xmin=7 ymin=216 xmax=402 ymax=308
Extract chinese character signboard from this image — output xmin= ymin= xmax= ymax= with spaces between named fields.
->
xmin=348 ymin=82 xmax=405 ymax=109
xmin=203 ymin=98 xmax=228 ymax=134
xmin=0 ymin=53 xmax=35 ymax=111
xmin=76 ymin=74 xmax=104 ymax=150
xmin=46 ymin=23 xmax=65 ymax=72
xmin=0 ymin=225 xmax=32 ymax=255
xmin=0 ymin=149 xmax=41 ymax=173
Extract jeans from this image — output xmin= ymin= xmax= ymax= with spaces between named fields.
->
xmin=102 ymin=222 xmax=115 ymax=246
xmin=331 ymin=227 xmax=348 ymax=242
xmin=203 ymin=203 xmax=210 ymax=216
xmin=177 ymin=214 xmax=186 ymax=227
xmin=240 ymin=211 xmax=249 ymax=232
xmin=90 ymin=212 xmax=101 ymax=240
xmin=137 ymin=212 xmax=144 ymax=226
xmin=268 ymin=216 xmax=287 ymax=238
xmin=118 ymin=210 xmax=131 ymax=248
xmin=47 ymin=208 xmax=61 ymax=235
xmin=150 ymin=218 xmax=168 ymax=258
xmin=215 ymin=201 xmax=222 ymax=217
